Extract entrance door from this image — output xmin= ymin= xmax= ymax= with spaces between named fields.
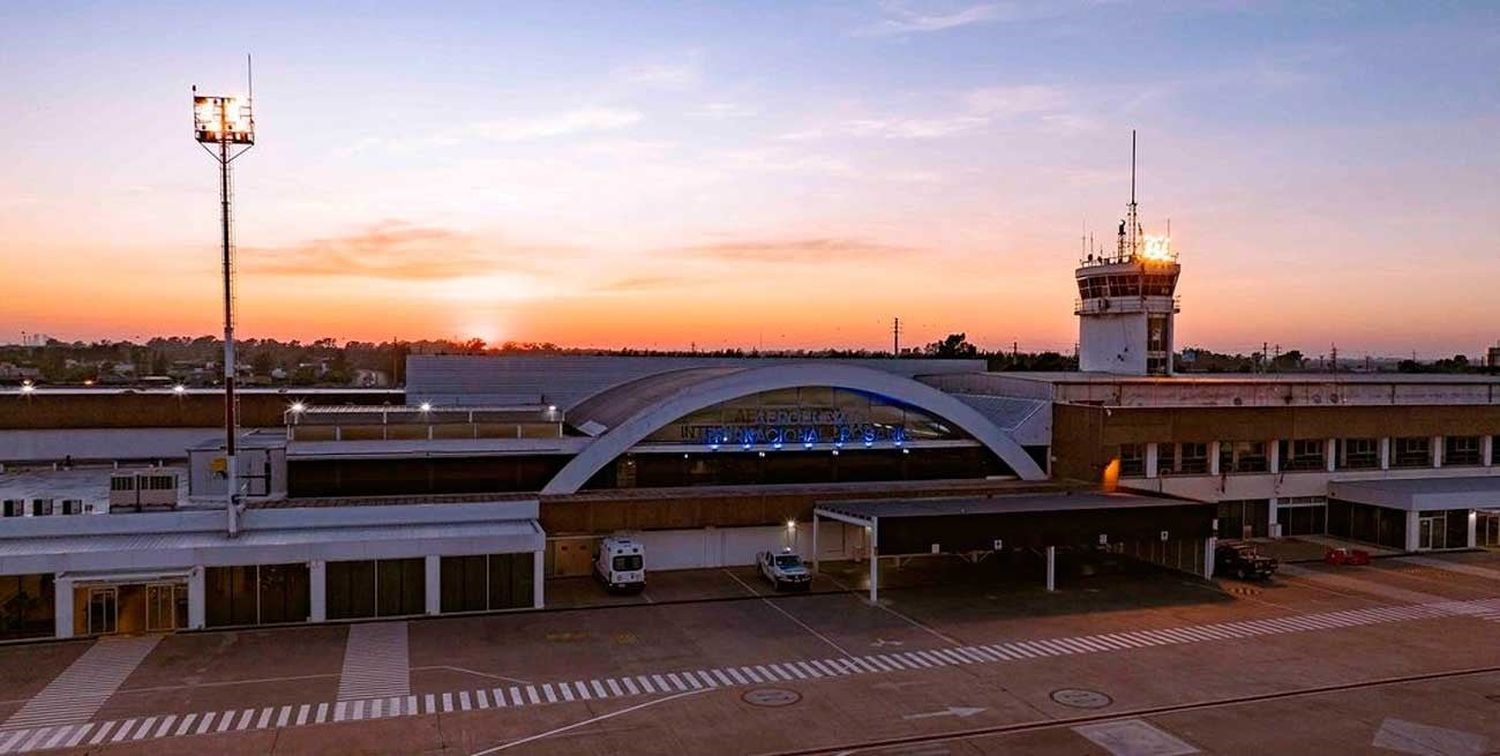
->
xmin=87 ymin=587 xmax=118 ymax=635
xmin=145 ymin=583 xmax=185 ymax=631
xmin=1418 ymin=515 xmax=1444 ymax=550
xmin=1480 ymin=512 xmax=1500 ymax=547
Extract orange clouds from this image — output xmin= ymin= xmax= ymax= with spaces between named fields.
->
xmin=242 ymin=221 xmax=573 ymax=280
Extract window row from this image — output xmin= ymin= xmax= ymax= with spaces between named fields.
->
xmin=206 ymin=564 xmax=311 ymax=627
xmin=1077 ymin=273 xmax=1178 ymax=299
xmin=1119 ymin=435 xmax=1497 ymax=477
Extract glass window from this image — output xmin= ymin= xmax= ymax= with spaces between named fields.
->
xmin=206 ymin=566 xmax=258 ymax=627
xmin=440 ymin=553 xmax=535 ymax=613
xmin=441 ymin=555 xmax=489 ymax=614
xmin=1118 ymin=443 xmax=1145 ymax=477
xmin=1281 ymin=439 xmax=1326 ymax=471
xmin=376 ymin=559 xmax=425 ymax=617
xmin=1178 ymin=443 xmax=1209 ymax=474
xmin=1338 ymin=438 xmax=1380 ymax=469
xmin=258 ymin=564 xmax=310 ymax=624
xmin=0 ymin=574 xmax=56 ymax=640
xmin=1219 ymin=441 xmax=1267 ymax=474
xmin=612 ymin=555 xmax=644 ymax=571
xmin=644 ymin=387 xmax=966 ymax=446
xmin=327 ymin=560 xmax=377 ymax=620
xmin=1443 ymin=436 xmax=1482 ymax=466
xmin=1393 ymin=437 xmax=1432 ymax=468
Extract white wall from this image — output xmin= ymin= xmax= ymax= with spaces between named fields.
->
xmin=1079 ymin=313 xmax=1149 ymax=374
xmin=1125 ymin=465 xmax=1500 ymax=505
xmin=630 ymin=522 xmax=857 ymax=571
xmin=0 ymin=428 xmax=219 ymax=464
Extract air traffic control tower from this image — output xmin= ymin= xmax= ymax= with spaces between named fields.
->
xmin=1074 ymin=134 xmax=1180 ymax=376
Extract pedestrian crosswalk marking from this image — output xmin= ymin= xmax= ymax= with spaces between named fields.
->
xmin=337 ymin=622 xmax=410 ymax=701
xmin=0 ymin=635 xmax=161 ymax=732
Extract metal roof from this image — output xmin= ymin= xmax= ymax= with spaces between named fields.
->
xmin=990 ymin=372 xmax=1500 ymax=386
xmin=566 ymin=367 xmax=743 ymax=432
xmin=816 ymin=491 xmax=1197 ymax=520
xmin=286 ymin=437 xmax=589 ymax=460
xmin=949 ymin=394 xmax=1047 ymax=431
xmin=1329 ymin=475 xmax=1500 ymax=511
xmin=405 ymin=354 xmax=988 ymax=409
xmin=0 ymin=520 xmax=542 ymax=563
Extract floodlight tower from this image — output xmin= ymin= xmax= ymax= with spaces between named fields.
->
xmin=192 ymin=63 xmax=255 ymax=536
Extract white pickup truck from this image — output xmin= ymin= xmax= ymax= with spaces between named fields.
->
xmin=757 ymin=549 xmax=811 ymax=591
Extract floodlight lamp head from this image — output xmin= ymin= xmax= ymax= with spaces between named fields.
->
xmin=193 ymin=94 xmax=254 ymax=145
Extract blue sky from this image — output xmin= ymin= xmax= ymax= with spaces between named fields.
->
xmin=1 ymin=1 xmax=1497 ymax=355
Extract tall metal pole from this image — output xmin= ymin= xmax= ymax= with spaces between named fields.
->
xmin=218 ymin=114 xmax=240 ymax=536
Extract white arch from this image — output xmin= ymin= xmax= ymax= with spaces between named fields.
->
xmin=541 ymin=363 xmax=1046 ymax=494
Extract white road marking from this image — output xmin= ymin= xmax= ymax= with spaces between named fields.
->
xmin=470 ymin=689 xmax=710 ymax=755
xmin=28 ymin=593 xmax=1500 ymax=751
xmin=337 ymin=622 xmax=411 ymax=701
xmin=89 ymin=721 xmax=117 ymax=745
xmin=1 ymin=635 xmax=161 ymax=731
xmin=152 ymin=715 xmax=177 ymax=738
xmin=64 ymin=723 xmax=93 ymax=748
xmin=724 ymin=569 xmax=855 ymax=657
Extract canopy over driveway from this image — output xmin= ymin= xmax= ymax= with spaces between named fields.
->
xmin=814 ymin=492 xmax=1215 ymax=602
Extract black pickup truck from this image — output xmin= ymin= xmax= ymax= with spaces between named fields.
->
xmin=1215 ymin=542 xmax=1279 ymax=580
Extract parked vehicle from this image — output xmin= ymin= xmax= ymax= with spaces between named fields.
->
xmin=1323 ymin=547 xmax=1372 ymax=566
xmin=594 ymin=537 xmax=646 ymax=593
xmin=1215 ymin=541 xmax=1279 ymax=580
xmin=757 ymin=548 xmax=811 ymax=591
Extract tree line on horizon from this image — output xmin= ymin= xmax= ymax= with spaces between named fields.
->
xmin=0 ymin=333 xmax=1488 ymax=387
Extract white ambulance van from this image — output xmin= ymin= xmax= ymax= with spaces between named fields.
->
xmin=594 ymin=536 xmax=646 ymax=593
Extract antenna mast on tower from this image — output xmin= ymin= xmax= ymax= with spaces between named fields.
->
xmin=1127 ymin=129 xmax=1140 ymax=259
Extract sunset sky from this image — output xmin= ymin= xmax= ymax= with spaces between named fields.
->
xmin=1 ymin=1 xmax=1496 ymax=357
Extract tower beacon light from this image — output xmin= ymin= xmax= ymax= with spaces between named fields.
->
xmin=193 ymin=58 xmax=255 ymax=536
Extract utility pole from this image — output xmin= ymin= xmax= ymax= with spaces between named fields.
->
xmin=1262 ymin=341 xmax=1269 ymax=373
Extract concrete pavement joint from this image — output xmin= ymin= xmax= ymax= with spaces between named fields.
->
xmin=3 ymin=596 xmax=1498 ymax=753
xmin=758 ymin=664 xmax=1500 ymax=756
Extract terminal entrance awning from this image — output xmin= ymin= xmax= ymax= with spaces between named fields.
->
xmin=1329 ymin=475 xmax=1500 ymax=512
xmin=813 ymin=492 xmax=1215 ymax=603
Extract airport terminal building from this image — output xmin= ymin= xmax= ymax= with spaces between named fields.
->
xmin=2 ymin=246 xmax=1498 ymax=642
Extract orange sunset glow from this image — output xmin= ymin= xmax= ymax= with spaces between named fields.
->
xmin=2 ymin=3 xmax=1496 ymax=358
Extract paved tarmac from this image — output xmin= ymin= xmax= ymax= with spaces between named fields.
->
xmin=2 ymin=550 xmax=1498 ymax=754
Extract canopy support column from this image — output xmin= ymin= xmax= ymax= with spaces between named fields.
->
xmin=1045 ymin=546 xmax=1056 ymax=592
xmin=812 ymin=511 xmax=820 ymax=574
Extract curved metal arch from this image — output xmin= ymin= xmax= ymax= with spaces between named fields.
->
xmin=541 ymin=362 xmax=1046 ymax=495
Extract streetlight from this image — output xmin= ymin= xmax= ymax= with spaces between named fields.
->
xmin=19 ymin=381 xmax=35 ymax=395
xmin=194 ymin=59 xmax=256 ymax=537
